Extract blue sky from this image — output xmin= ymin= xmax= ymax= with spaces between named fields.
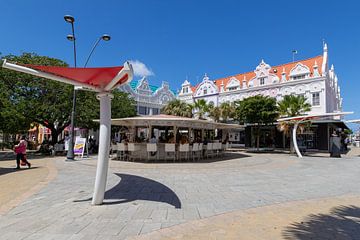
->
xmin=1 ymin=0 xmax=360 ymax=129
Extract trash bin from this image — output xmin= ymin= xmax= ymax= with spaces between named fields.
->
xmin=330 ymin=136 xmax=341 ymax=158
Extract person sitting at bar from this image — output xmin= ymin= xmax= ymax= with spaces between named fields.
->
xmin=168 ymin=133 xmax=175 ymax=143
xmin=180 ymin=135 xmax=189 ymax=144
xmin=149 ymin=135 xmax=158 ymax=144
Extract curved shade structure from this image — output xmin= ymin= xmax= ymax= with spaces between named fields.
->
xmin=2 ymin=59 xmax=134 ymax=206
xmin=278 ymin=112 xmax=353 ymax=158
xmin=2 ymin=60 xmax=133 ymax=92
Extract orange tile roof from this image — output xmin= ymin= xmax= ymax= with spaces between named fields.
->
xmin=191 ymin=55 xmax=323 ymax=92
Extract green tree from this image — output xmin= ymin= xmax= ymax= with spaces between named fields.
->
xmin=277 ymin=95 xmax=311 ymax=153
xmin=0 ymin=53 xmax=73 ymax=144
xmin=278 ymin=95 xmax=311 ymax=117
xmin=235 ymin=95 xmax=278 ymax=150
xmin=161 ymin=99 xmax=193 ymax=118
xmin=219 ymin=102 xmax=236 ymax=122
xmin=0 ymin=53 xmax=136 ymax=145
xmin=209 ymin=106 xmax=221 ymax=122
xmin=111 ymin=90 xmax=137 ymax=118
xmin=193 ymin=99 xmax=210 ymax=119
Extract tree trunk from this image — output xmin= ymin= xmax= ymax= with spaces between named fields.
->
xmin=50 ymin=128 xmax=60 ymax=146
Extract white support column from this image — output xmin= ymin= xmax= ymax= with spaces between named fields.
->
xmin=293 ymin=121 xmax=303 ymax=158
xmin=92 ymin=92 xmax=113 ymax=205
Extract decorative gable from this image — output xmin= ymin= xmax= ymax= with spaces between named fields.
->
xmin=136 ymin=77 xmax=152 ymax=95
xmin=179 ymin=79 xmax=193 ymax=95
xmin=289 ymin=63 xmax=310 ymax=80
xmin=254 ymin=60 xmax=271 ymax=87
xmin=194 ymin=74 xmax=218 ymax=97
xmin=226 ymin=77 xmax=240 ymax=91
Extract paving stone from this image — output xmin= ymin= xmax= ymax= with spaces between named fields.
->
xmin=2 ymin=153 xmax=360 ymax=239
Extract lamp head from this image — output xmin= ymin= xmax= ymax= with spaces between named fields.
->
xmin=67 ymin=34 xmax=75 ymax=41
xmin=101 ymin=34 xmax=111 ymax=41
xmin=64 ymin=15 xmax=75 ymax=23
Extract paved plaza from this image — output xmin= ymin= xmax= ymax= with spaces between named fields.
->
xmin=1 ymin=150 xmax=360 ymax=239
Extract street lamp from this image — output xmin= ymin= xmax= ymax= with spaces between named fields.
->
xmin=64 ymin=15 xmax=111 ymax=160
xmin=64 ymin=14 xmax=77 ymax=161
xmin=84 ymin=34 xmax=111 ymax=67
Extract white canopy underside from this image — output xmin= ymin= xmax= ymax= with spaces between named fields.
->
xmin=277 ymin=111 xmax=353 ymax=122
xmin=347 ymin=119 xmax=360 ymax=124
xmin=97 ymin=115 xmax=244 ymax=130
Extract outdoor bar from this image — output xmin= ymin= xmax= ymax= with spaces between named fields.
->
xmin=109 ymin=114 xmax=244 ymax=162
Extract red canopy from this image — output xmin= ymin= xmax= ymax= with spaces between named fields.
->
xmin=27 ymin=65 xmax=128 ymax=88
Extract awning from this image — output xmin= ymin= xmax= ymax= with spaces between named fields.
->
xmin=2 ymin=60 xmax=133 ymax=92
xmin=101 ymin=114 xmax=244 ymax=130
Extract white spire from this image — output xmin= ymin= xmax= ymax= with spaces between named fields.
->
xmin=313 ymin=61 xmax=320 ymax=77
xmin=203 ymin=73 xmax=209 ymax=81
xmin=242 ymin=75 xmax=247 ymax=89
xmin=281 ymin=67 xmax=287 ymax=82
xmin=220 ymin=80 xmax=224 ymax=93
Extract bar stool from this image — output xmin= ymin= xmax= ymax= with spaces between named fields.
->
xmin=206 ymin=143 xmax=213 ymax=159
xmin=214 ymin=142 xmax=221 ymax=158
xmin=165 ymin=143 xmax=176 ymax=162
xmin=127 ymin=143 xmax=138 ymax=161
xmin=198 ymin=143 xmax=204 ymax=160
xmin=117 ymin=143 xmax=128 ymax=161
xmin=192 ymin=143 xmax=199 ymax=161
xmin=179 ymin=143 xmax=190 ymax=161
xmin=147 ymin=143 xmax=158 ymax=162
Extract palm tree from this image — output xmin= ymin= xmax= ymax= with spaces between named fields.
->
xmin=277 ymin=95 xmax=311 ymax=153
xmin=161 ymin=99 xmax=193 ymax=118
xmin=193 ymin=99 xmax=210 ymax=119
xmin=278 ymin=95 xmax=311 ymax=117
xmin=209 ymin=106 xmax=221 ymax=122
xmin=219 ymin=102 xmax=236 ymax=122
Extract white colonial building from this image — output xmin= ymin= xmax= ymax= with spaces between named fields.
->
xmin=178 ymin=44 xmax=345 ymax=150
xmin=178 ymin=44 xmax=342 ymax=116
xmin=119 ymin=77 xmax=176 ymax=115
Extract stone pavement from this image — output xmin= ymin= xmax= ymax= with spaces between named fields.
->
xmin=130 ymin=194 xmax=360 ymax=240
xmin=0 ymin=152 xmax=360 ymax=239
xmin=0 ymin=157 xmax=57 ymax=215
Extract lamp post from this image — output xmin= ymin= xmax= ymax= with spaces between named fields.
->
xmin=64 ymin=15 xmax=111 ymax=160
xmin=64 ymin=15 xmax=77 ymax=160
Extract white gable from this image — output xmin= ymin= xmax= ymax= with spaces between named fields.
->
xmin=289 ymin=63 xmax=310 ymax=77
xmin=226 ymin=77 xmax=240 ymax=89
xmin=195 ymin=75 xmax=218 ymax=97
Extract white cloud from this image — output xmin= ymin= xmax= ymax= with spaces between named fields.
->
xmin=129 ymin=60 xmax=154 ymax=77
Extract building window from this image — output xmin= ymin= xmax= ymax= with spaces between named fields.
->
xmin=259 ymin=77 xmax=266 ymax=85
xmin=228 ymin=87 xmax=238 ymax=91
xmin=183 ymin=87 xmax=188 ymax=93
xmin=152 ymin=108 xmax=159 ymax=115
xmin=139 ymin=106 xmax=147 ymax=115
xmin=293 ymin=75 xmax=306 ymax=80
xmin=312 ymin=92 xmax=320 ymax=106
xmin=203 ymin=88 xmax=207 ymax=95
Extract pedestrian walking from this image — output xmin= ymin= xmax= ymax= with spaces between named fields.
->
xmin=14 ymin=135 xmax=31 ymax=169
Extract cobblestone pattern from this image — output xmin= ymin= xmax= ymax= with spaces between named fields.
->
xmin=1 ymin=153 xmax=360 ymax=239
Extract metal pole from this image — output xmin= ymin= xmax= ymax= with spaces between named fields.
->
xmin=66 ymin=21 xmax=77 ymax=161
xmin=84 ymin=37 xmax=102 ymax=68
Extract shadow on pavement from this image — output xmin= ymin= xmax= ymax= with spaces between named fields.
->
xmin=0 ymin=166 xmax=40 ymax=176
xmin=282 ymin=205 xmax=360 ymax=239
xmin=75 ymin=173 xmax=182 ymax=208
